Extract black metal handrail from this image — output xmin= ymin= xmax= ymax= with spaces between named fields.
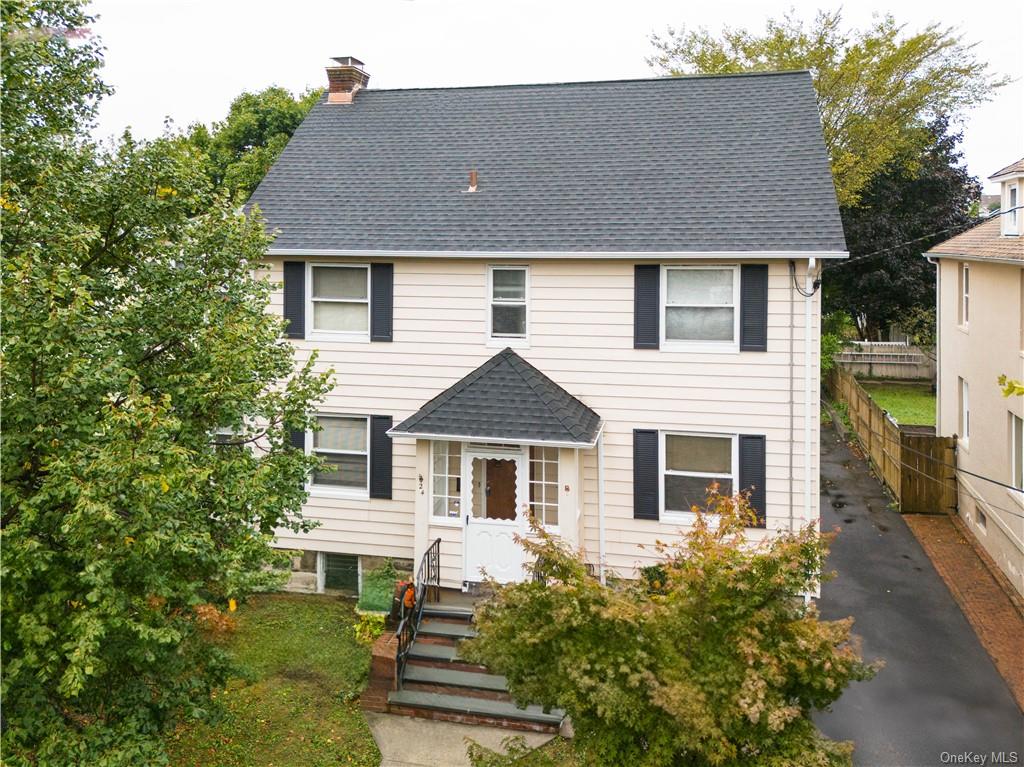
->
xmin=395 ymin=537 xmax=441 ymax=688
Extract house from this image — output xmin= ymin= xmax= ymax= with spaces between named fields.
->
xmin=248 ymin=57 xmax=848 ymax=594
xmin=927 ymin=158 xmax=1024 ymax=596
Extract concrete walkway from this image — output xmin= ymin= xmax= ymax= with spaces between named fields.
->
xmin=365 ymin=712 xmax=554 ymax=767
xmin=814 ymin=428 xmax=1023 ymax=766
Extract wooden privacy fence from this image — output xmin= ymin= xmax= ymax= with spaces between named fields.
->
xmin=827 ymin=368 xmax=957 ymax=515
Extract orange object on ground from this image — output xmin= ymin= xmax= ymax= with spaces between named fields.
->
xmin=402 ymin=584 xmax=415 ymax=610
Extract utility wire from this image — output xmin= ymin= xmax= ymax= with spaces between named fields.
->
xmin=825 ymin=204 xmax=1024 ymax=272
xmin=831 ymin=415 xmax=1024 ymax=520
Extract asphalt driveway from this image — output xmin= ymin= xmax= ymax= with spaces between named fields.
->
xmin=814 ymin=428 xmax=1023 ymax=767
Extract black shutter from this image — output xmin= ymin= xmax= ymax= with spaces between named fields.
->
xmin=289 ymin=428 xmax=306 ymax=451
xmin=739 ymin=264 xmax=768 ymax=352
xmin=633 ymin=429 xmax=659 ymax=520
xmin=369 ymin=415 xmax=393 ymax=499
xmin=283 ymin=261 xmax=306 ymax=339
xmin=739 ymin=434 xmax=767 ymax=527
xmin=634 ymin=265 xmax=660 ymax=349
xmin=370 ymin=263 xmax=394 ymax=342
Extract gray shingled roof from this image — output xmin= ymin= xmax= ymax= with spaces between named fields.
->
xmin=389 ymin=348 xmax=602 ymax=445
xmin=249 ymin=72 xmax=846 ymax=253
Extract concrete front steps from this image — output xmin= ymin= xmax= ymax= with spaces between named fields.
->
xmin=386 ymin=602 xmax=565 ymax=733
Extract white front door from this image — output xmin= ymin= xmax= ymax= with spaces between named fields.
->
xmin=462 ymin=447 xmax=528 ymax=584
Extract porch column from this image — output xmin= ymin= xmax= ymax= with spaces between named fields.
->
xmin=558 ymin=448 xmax=580 ymax=550
xmin=413 ymin=438 xmax=430 ymax=567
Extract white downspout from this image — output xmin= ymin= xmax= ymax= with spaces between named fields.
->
xmin=926 ymin=256 xmax=941 ymax=430
xmin=804 ymin=258 xmax=817 ymax=523
xmin=597 ymin=432 xmax=606 ymax=585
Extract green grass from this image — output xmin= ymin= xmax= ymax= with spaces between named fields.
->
xmin=166 ymin=593 xmax=380 ymax=767
xmin=860 ymin=381 xmax=936 ymax=426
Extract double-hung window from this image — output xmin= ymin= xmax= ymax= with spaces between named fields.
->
xmin=662 ymin=266 xmax=739 ymax=350
xmin=662 ymin=432 xmax=735 ymax=516
xmin=1007 ymin=183 xmax=1019 ymax=235
xmin=489 ymin=266 xmax=528 ymax=342
xmin=529 ymin=446 xmax=559 ymax=527
xmin=311 ymin=414 xmax=369 ymax=493
xmin=959 ymin=378 xmax=970 ymax=445
xmin=958 ymin=263 xmax=970 ymax=327
xmin=1011 ymin=413 xmax=1023 ymax=496
xmin=309 ymin=264 xmax=369 ymax=338
xmin=431 ymin=441 xmax=463 ymax=520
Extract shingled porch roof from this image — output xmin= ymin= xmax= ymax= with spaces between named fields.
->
xmin=388 ymin=348 xmax=602 ymax=447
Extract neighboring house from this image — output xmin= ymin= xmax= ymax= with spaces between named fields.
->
xmin=248 ymin=57 xmax=848 ymax=592
xmin=927 ymin=157 xmax=1024 ymax=596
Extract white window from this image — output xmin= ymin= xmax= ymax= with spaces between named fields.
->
xmin=310 ymin=414 xmax=369 ymax=493
xmin=958 ymin=263 xmax=969 ymax=327
xmin=662 ymin=266 xmax=740 ymax=350
xmin=308 ymin=264 xmax=369 ymax=338
xmin=488 ymin=266 xmax=528 ymax=342
xmin=1007 ymin=183 xmax=1019 ymax=235
xmin=662 ymin=432 xmax=736 ymax=517
xmin=529 ymin=446 xmax=559 ymax=527
xmin=431 ymin=441 xmax=463 ymax=520
xmin=959 ymin=378 xmax=970 ymax=444
xmin=1012 ymin=414 xmax=1023 ymax=493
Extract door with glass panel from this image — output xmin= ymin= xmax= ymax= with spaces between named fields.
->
xmin=462 ymin=447 xmax=527 ymax=583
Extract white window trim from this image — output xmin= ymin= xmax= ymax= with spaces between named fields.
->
xmin=959 ymin=378 xmax=970 ymax=449
xmin=660 ymin=264 xmax=741 ymax=353
xmin=429 ymin=440 xmax=464 ymax=527
xmin=306 ymin=262 xmax=371 ymax=342
xmin=1006 ymin=183 xmax=1019 ymax=236
xmin=959 ymin=263 xmax=970 ymax=330
xmin=1010 ymin=413 xmax=1024 ymax=508
xmin=528 ymin=446 xmax=560 ymax=533
xmin=659 ymin=430 xmax=738 ymax=523
xmin=307 ymin=412 xmax=370 ymax=499
xmin=486 ymin=265 xmax=530 ymax=348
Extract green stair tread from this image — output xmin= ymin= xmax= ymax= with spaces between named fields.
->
xmin=422 ymin=604 xmax=475 ymax=618
xmin=388 ymin=690 xmax=564 ymax=724
xmin=419 ymin=619 xmax=477 ymax=638
xmin=408 ymin=642 xmax=460 ymax=661
xmin=404 ymin=664 xmax=507 ymax=691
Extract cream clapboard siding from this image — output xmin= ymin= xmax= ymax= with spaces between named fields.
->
xmin=263 ymin=256 xmax=821 ymax=580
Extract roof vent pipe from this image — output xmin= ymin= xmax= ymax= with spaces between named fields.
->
xmin=467 ymin=170 xmax=478 ymax=193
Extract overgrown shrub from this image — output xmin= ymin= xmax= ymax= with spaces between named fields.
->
xmin=462 ymin=491 xmax=878 ymax=767
xmin=357 ymin=559 xmax=398 ymax=613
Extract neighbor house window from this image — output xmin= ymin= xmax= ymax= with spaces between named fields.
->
xmin=1007 ymin=183 xmax=1019 ymax=235
xmin=310 ymin=264 xmax=369 ymax=336
xmin=1012 ymin=413 xmax=1023 ymax=493
xmin=663 ymin=432 xmax=735 ymax=515
xmin=311 ymin=414 xmax=368 ymax=491
xmin=958 ymin=378 xmax=970 ymax=444
xmin=958 ymin=263 xmax=969 ymax=326
xmin=432 ymin=441 xmax=462 ymax=519
xmin=663 ymin=266 xmax=739 ymax=347
xmin=489 ymin=266 xmax=528 ymax=340
xmin=529 ymin=446 xmax=559 ymax=527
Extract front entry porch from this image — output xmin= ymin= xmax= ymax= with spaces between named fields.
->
xmin=387 ymin=348 xmax=604 ymax=590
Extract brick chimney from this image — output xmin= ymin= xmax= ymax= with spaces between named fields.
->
xmin=326 ymin=56 xmax=369 ymax=104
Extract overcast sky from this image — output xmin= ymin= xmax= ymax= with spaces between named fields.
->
xmin=88 ymin=0 xmax=1022 ymax=194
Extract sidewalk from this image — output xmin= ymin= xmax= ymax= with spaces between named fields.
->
xmin=903 ymin=513 xmax=1024 ymax=712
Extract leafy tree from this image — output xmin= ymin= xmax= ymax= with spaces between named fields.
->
xmin=1 ymin=2 xmax=331 ymax=763
xmin=462 ymin=493 xmax=877 ymax=767
xmin=649 ymin=10 xmax=1005 ymax=207
xmin=185 ymin=86 xmax=321 ymax=200
xmin=824 ymin=117 xmax=981 ymax=337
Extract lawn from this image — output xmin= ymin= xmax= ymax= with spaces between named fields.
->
xmin=860 ymin=381 xmax=936 ymax=426
xmin=166 ymin=593 xmax=380 ymax=767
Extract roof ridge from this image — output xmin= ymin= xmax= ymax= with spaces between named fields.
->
xmin=349 ymin=69 xmax=812 ymax=96
xmin=500 ymin=348 xmax=593 ymax=441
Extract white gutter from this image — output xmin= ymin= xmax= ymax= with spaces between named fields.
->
xmin=385 ymin=424 xmax=603 ymax=450
xmin=597 ymin=432 xmax=607 ymax=585
xmin=804 ymin=257 xmax=816 ymax=523
xmin=267 ymin=247 xmax=850 ymax=261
